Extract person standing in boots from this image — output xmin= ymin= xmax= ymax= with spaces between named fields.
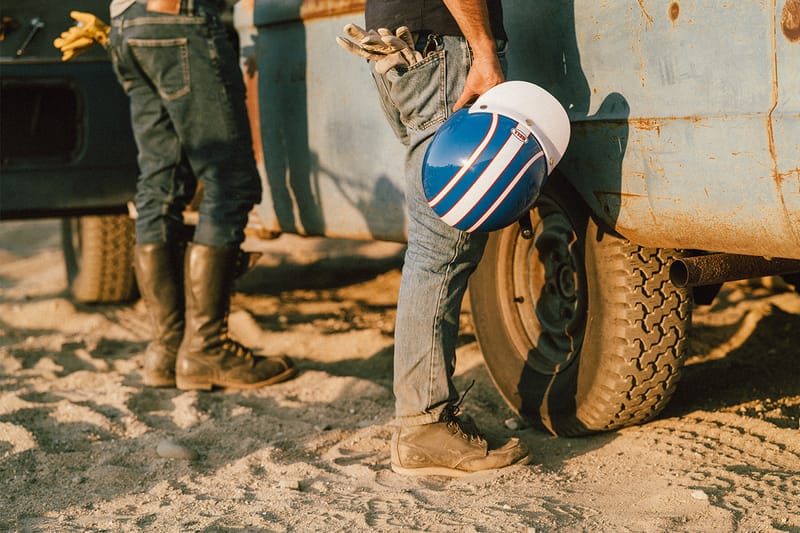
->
xmin=55 ymin=0 xmax=296 ymax=390
xmin=337 ymin=0 xmax=530 ymax=476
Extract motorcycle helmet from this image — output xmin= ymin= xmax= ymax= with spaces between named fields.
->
xmin=422 ymin=81 xmax=570 ymax=232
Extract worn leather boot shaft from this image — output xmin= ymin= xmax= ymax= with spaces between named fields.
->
xmin=181 ymin=243 xmax=237 ymax=356
xmin=176 ymin=243 xmax=295 ymax=390
xmin=134 ymin=243 xmax=185 ymax=387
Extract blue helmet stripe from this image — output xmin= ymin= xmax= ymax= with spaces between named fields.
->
xmin=428 ymin=114 xmax=499 ymax=208
xmin=465 ymin=151 xmax=545 ymax=232
xmin=440 ymin=126 xmax=532 ymax=227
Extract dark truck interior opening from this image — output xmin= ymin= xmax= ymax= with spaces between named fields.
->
xmin=1 ymin=81 xmax=80 ymax=164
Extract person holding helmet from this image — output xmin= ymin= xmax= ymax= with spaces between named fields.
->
xmin=339 ymin=0 xmax=569 ymax=477
xmin=54 ymin=1 xmax=296 ymax=391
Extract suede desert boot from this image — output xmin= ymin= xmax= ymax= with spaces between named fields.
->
xmin=391 ymin=406 xmax=530 ymax=477
xmin=133 ymin=243 xmax=185 ymax=387
xmin=175 ymin=243 xmax=296 ymax=390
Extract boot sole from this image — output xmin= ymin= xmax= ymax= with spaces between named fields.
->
xmin=143 ymin=373 xmax=177 ymax=388
xmin=175 ymin=366 xmax=297 ymax=391
xmin=391 ymin=454 xmax=530 ymax=478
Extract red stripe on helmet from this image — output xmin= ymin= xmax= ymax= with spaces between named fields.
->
xmin=428 ymin=114 xmax=499 ymax=208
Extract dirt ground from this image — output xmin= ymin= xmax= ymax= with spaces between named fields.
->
xmin=1 ymin=218 xmax=798 ymax=533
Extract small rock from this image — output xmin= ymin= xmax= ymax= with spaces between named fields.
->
xmin=504 ymin=417 xmax=528 ymax=430
xmin=690 ymin=489 xmax=709 ymax=501
xmin=156 ymin=440 xmax=197 ymax=460
xmin=279 ymin=479 xmax=301 ymax=490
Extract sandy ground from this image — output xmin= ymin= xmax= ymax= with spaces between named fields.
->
xmin=0 ymin=218 xmax=799 ymax=533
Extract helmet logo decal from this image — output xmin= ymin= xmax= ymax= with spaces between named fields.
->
xmin=435 ymin=122 xmax=544 ymax=230
xmin=428 ymin=114 xmax=500 ymax=207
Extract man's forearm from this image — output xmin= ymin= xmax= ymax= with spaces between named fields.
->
xmin=443 ymin=0 xmax=504 ymax=110
xmin=443 ymin=0 xmax=496 ymax=56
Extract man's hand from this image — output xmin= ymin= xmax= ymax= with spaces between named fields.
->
xmin=443 ymin=0 xmax=505 ymax=111
xmin=53 ymin=11 xmax=110 ymax=61
xmin=336 ymin=23 xmax=422 ymax=74
xmin=452 ymin=50 xmax=504 ymax=111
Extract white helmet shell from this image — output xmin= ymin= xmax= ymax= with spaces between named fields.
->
xmin=470 ymin=81 xmax=571 ymax=174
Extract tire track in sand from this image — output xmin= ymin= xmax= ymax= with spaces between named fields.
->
xmin=644 ymin=411 xmax=800 ymax=528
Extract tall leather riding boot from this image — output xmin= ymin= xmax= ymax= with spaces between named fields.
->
xmin=134 ymin=243 xmax=185 ymax=387
xmin=176 ymin=243 xmax=296 ymax=390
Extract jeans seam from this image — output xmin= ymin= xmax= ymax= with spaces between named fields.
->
xmin=426 ymin=230 xmax=467 ymax=412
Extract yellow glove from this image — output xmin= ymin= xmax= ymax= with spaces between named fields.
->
xmin=336 ymin=23 xmax=422 ymax=74
xmin=53 ymin=11 xmax=110 ymax=61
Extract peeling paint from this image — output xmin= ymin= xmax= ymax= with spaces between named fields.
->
xmin=781 ymin=0 xmax=800 ymax=41
xmin=629 ymin=118 xmax=663 ymax=134
xmin=778 ymin=168 xmax=800 ymax=183
xmin=768 ymin=0 xmax=780 ymax=186
xmin=236 ymin=0 xmax=262 ymax=167
xmin=636 ymin=0 xmax=655 ymax=25
xmin=633 ymin=2 xmax=651 ymax=87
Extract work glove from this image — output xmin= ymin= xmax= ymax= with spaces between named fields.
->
xmin=53 ymin=11 xmax=110 ymax=61
xmin=336 ymin=23 xmax=423 ymax=74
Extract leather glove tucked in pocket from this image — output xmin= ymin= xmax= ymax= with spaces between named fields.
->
xmin=336 ymin=23 xmax=422 ymax=74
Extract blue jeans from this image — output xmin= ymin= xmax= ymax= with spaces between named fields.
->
xmin=110 ymin=0 xmax=261 ymax=247
xmin=372 ymin=35 xmax=507 ymax=426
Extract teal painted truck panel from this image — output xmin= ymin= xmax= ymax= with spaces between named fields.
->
xmin=240 ymin=2 xmax=407 ymax=241
xmin=243 ymin=0 xmax=800 ymax=258
xmin=533 ymin=0 xmax=800 ymax=258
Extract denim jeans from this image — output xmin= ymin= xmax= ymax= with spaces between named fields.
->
xmin=109 ymin=0 xmax=261 ymax=247
xmin=371 ymin=35 xmax=507 ymax=426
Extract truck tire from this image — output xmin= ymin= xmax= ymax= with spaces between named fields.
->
xmin=469 ymin=178 xmax=692 ymax=436
xmin=61 ymin=214 xmax=137 ymax=303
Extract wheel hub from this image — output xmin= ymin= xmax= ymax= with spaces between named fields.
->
xmin=505 ymin=207 xmax=585 ymax=374
xmin=557 ymin=264 xmax=576 ymax=299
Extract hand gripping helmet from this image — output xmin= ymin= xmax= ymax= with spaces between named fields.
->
xmin=422 ymin=81 xmax=570 ymax=232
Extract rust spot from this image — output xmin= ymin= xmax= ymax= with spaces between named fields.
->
xmin=669 ymin=2 xmax=680 ymax=23
xmin=782 ymin=0 xmax=800 ymax=42
xmin=629 ymin=117 xmax=663 ymax=134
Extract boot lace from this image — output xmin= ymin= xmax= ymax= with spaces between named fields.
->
xmin=440 ymin=381 xmax=486 ymax=443
xmin=218 ymin=313 xmax=252 ymax=360
xmin=221 ymin=338 xmax=252 ymax=359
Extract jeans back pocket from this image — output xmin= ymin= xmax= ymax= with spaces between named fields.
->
xmin=129 ymin=37 xmax=191 ymax=101
xmin=382 ymin=50 xmax=448 ymax=132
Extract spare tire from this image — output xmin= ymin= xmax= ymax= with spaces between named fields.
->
xmin=469 ymin=178 xmax=692 ymax=436
xmin=61 ymin=214 xmax=137 ymax=303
